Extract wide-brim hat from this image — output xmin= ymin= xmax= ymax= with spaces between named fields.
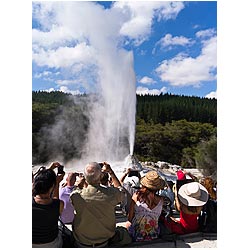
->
xmin=140 ymin=170 xmax=165 ymax=191
xmin=178 ymin=182 xmax=208 ymax=206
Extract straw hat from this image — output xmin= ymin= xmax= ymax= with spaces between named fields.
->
xmin=178 ymin=182 xmax=208 ymax=207
xmin=140 ymin=170 xmax=165 ymax=191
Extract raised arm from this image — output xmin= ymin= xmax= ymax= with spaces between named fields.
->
xmin=119 ymin=168 xmax=131 ymax=185
xmin=102 ymin=162 xmax=121 ymax=188
xmin=173 ymin=183 xmax=181 ymax=212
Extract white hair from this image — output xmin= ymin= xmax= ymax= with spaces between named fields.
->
xmin=84 ymin=162 xmax=102 ymax=185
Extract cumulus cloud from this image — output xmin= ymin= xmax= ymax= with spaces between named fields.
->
xmin=156 ymin=33 xmax=193 ymax=49
xmin=139 ymin=76 xmax=156 ymax=85
xmin=155 ymin=35 xmax=217 ymax=87
xmin=44 ymin=86 xmax=82 ymax=95
xmin=112 ymin=1 xmax=185 ymax=45
xmin=136 ymin=86 xmax=167 ymax=95
xmin=32 ymin=42 xmax=96 ymax=69
xmin=205 ymin=90 xmax=217 ymax=99
xmin=32 ymin=1 xmax=185 ymax=91
xmin=58 ymin=86 xmax=82 ymax=95
xmin=34 ymin=71 xmax=53 ymax=79
xmin=196 ymin=28 xmax=216 ymax=39
xmin=55 ymin=79 xmax=80 ymax=86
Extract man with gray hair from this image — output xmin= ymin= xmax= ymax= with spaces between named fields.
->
xmin=70 ymin=162 xmax=131 ymax=247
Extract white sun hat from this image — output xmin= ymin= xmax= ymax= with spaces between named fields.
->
xmin=178 ymin=182 xmax=209 ymax=206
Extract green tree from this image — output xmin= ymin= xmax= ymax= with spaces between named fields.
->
xmin=194 ymin=135 xmax=217 ymax=178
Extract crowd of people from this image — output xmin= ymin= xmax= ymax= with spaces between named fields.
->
xmin=32 ymin=162 xmax=217 ymax=247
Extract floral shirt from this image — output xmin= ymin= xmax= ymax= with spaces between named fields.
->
xmin=128 ymin=198 xmax=163 ymax=241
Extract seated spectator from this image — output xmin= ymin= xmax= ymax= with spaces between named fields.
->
xmin=119 ymin=168 xmax=141 ymax=215
xmin=125 ymin=170 xmax=166 ymax=242
xmin=200 ymin=177 xmax=217 ymax=201
xmin=158 ymin=180 xmax=175 ymax=209
xmin=32 ymin=162 xmax=65 ymax=248
xmin=198 ymin=177 xmax=217 ymax=233
xmin=163 ymin=182 xmax=208 ymax=235
xmin=59 ymin=172 xmax=78 ymax=224
xmin=70 ymin=162 xmax=132 ymax=247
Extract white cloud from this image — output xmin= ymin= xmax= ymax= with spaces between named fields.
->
xmin=113 ymin=1 xmax=184 ymax=45
xmin=34 ymin=71 xmax=52 ymax=79
xmin=45 ymin=88 xmax=56 ymax=93
xmin=58 ymin=86 xmax=82 ymax=95
xmin=155 ymin=36 xmax=217 ymax=87
xmin=136 ymin=86 xmax=167 ymax=95
xmin=205 ymin=91 xmax=217 ymax=99
xmin=196 ymin=28 xmax=216 ymax=39
xmin=32 ymin=25 xmax=81 ymax=49
xmin=55 ymin=79 xmax=80 ymax=86
xmin=193 ymin=24 xmax=200 ymax=29
xmin=139 ymin=76 xmax=156 ymax=85
xmin=157 ymin=33 xmax=193 ymax=49
xmin=32 ymin=42 xmax=96 ymax=68
xmin=44 ymin=86 xmax=82 ymax=95
xmin=32 ymin=1 xmax=185 ymax=88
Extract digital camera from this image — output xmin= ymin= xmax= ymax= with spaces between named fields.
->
xmin=57 ymin=165 xmax=64 ymax=174
xmin=128 ymin=170 xmax=139 ymax=177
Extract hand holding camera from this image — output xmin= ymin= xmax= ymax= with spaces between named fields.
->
xmin=128 ymin=170 xmax=139 ymax=177
xmin=101 ymin=162 xmax=113 ymax=175
xmin=57 ymin=165 xmax=65 ymax=175
xmin=48 ymin=161 xmax=61 ymax=170
xmin=56 ymin=167 xmax=65 ymax=184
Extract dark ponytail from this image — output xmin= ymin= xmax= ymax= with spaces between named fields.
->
xmin=32 ymin=169 xmax=56 ymax=196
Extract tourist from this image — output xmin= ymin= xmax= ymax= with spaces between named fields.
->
xmin=119 ymin=168 xmax=141 ymax=215
xmin=125 ymin=170 xmax=166 ymax=241
xmin=70 ymin=162 xmax=132 ymax=247
xmin=59 ymin=172 xmax=79 ymax=224
xmin=163 ymin=181 xmax=208 ymax=235
xmin=158 ymin=180 xmax=175 ymax=209
xmin=200 ymin=177 xmax=216 ymax=201
xmin=32 ymin=162 xmax=65 ymax=247
xmin=198 ymin=177 xmax=217 ymax=232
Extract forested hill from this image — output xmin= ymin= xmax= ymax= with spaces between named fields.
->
xmin=32 ymin=91 xmax=217 ymax=174
xmin=32 ymin=91 xmax=216 ymax=126
xmin=136 ymin=93 xmax=216 ymax=126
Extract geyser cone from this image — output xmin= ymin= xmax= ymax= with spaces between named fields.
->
xmin=124 ymin=154 xmax=143 ymax=171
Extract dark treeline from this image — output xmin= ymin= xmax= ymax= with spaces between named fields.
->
xmin=137 ymin=93 xmax=216 ymax=126
xmin=32 ymin=91 xmax=216 ymax=175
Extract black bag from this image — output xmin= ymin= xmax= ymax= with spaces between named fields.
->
xmin=198 ymin=199 xmax=217 ymax=233
xmin=58 ymin=219 xmax=75 ymax=248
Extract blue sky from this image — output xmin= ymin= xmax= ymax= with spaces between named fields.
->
xmin=32 ymin=1 xmax=217 ymax=98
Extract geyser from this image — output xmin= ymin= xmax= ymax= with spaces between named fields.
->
xmin=75 ymin=37 xmax=137 ymax=164
xmin=84 ymin=49 xmax=136 ymax=163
